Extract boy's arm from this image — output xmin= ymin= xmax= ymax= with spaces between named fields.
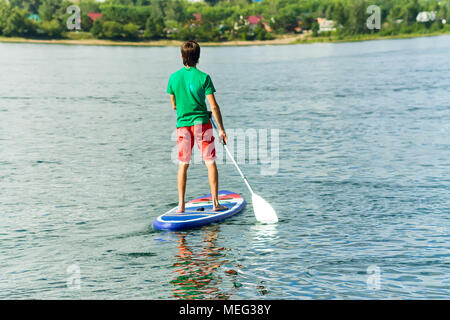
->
xmin=206 ymin=93 xmax=227 ymax=145
xmin=170 ymin=94 xmax=176 ymax=110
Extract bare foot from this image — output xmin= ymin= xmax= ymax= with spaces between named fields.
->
xmin=213 ymin=204 xmax=228 ymax=211
xmin=176 ymin=204 xmax=185 ymax=213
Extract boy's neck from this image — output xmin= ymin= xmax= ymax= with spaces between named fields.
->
xmin=184 ymin=64 xmax=197 ymax=68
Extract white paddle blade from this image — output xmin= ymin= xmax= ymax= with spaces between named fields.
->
xmin=251 ymin=193 xmax=278 ymax=224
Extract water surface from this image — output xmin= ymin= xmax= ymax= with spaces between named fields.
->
xmin=0 ymin=36 xmax=449 ymax=299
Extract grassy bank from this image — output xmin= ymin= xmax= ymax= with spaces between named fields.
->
xmin=294 ymin=30 xmax=450 ymax=44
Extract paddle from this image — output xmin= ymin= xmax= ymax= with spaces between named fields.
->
xmin=209 ymin=115 xmax=278 ymax=224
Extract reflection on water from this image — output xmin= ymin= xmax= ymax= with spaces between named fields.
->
xmin=249 ymin=224 xmax=279 ymax=296
xmin=169 ymin=224 xmax=280 ymax=299
xmin=170 ymin=225 xmax=241 ymax=300
xmin=250 ymin=224 xmax=279 ymax=250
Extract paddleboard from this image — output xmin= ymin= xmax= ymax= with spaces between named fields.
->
xmin=153 ymin=190 xmax=246 ymax=231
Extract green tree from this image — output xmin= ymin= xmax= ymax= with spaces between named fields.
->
xmin=0 ymin=2 xmax=10 ymax=35
xmin=311 ymin=20 xmax=319 ymax=36
xmin=3 ymin=7 xmax=37 ymax=37
xmin=429 ymin=20 xmax=442 ymax=31
xmin=9 ymin=0 xmax=41 ymax=13
xmin=79 ymin=0 xmax=100 ymax=14
xmin=102 ymin=21 xmax=123 ymax=39
xmin=174 ymin=26 xmax=195 ymax=41
xmin=39 ymin=19 xmax=63 ymax=38
xmin=1 ymin=0 xmax=449 ymax=42
xmin=144 ymin=16 xmax=164 ymax=39
xmin=333 ymin=2 xmax=347 ymax=27
xmin=81 ymin=13 xmax=93 ymax=32
xmin=402 ymin=0 xmax=420 ymax=25
xmin=38 ymin=0 xmax=72 ymax=24
xmin=347 ymin=0 xmax=369 ymax=34
xmin=426 ymin=0 xmax=439 ymax=12
xmin=164 ymin=0 xmax=186 ymax=25
xmin=149 ymin=0 xmax=164 ymax=19
xmin=255 ymin=23 xmax=269 ymax=40
xmin=437 ymin=4 xmax=447 ymax=22
xmin=273 ymin=11 xmax=298 ymax=32
xmin=39 ymin=0 xmax=60 ymax=21
xmin=90 ymin=19 xmax=103 ymax=37
xmin=136 ymin=0 xmax=151 ymax=5
xmin=107 ymin=0 xmax=133 ymax=4
xmin=197 ymin=22 xmax=221 ymax=41
xmin=123 ymin=22 xmax=139 ymax=40
xmin=300 ymin=14 xmax=314 ymax=30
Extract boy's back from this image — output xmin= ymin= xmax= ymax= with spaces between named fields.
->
xmin=167 ymin=66 xmax=215 ymax=128
xmin=167 ymin=40 xmax=227 ymax=213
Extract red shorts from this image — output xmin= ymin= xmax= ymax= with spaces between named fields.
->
xmin=177 ymin=122 xmax=216 ymax=164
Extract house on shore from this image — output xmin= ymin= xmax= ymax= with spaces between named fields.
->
xmin=87 ymin=13 xmax=103 ymax=22
xmin=247 ymin=15 xmax=272 ymax=32
xmin=28 ymin=14 xmax=41 ymax=22
xmin=416 ymin=11 xmax=437 ymax=23
xmin=317 ymin=18 xmax=336 ymax=32
xmin=187 ymin=13 xmax=202 ymax=28
xmin=248 ymin=15 xmax=263 ymax=25
xmin=294 ymin=20 xmax=303 ymax=33
xmin=192 ymin=13 xmax=201 ymax=23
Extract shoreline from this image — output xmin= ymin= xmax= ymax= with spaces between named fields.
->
xmin=1 ymin=31 xmax=449 ymax=47
xmin=0 ymin=34 xmax=301 ymax=47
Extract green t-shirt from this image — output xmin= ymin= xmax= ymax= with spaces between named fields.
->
xmin=167 ymin=66 xmax=216 ymax=128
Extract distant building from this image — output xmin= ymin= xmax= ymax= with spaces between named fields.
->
xmin=165 ymin=27 xmax=178 ymax=35
xmin=87 ymin=13 xmax=103 ymax=21
xmin=244 ymin=15 xmax=272 ymax=32
xmin=28 ymin=14 xmax=41 ymax=22
xmin=245 ymin=15 xmax=271 ymax=33
xmin=192 ymin=13 xmax=201 ymax=22
xmin=294 ymin=21 xmax=303 ymax=34
xmin=188 ymin=13 xmax=202 ymax=27
xmin=416 ymin=11 xmax=437 ymax=23
xmin=317 ymin=18 xmax=336 ymax=32
xmin=247 ymin=15 xmax=263 ymax=25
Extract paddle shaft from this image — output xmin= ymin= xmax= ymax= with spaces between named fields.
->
xmin=210 ymin=117 xmax=255 ymax=195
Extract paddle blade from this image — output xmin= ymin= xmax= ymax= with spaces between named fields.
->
xmin=251 ymin=193 xmax=278 ymax=224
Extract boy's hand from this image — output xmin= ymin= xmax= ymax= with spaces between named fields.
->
xmin=219 ymin=130 xmax=228 ymax=145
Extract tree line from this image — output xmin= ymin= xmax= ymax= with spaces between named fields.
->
xmin=0 ymin=0 xmax=449 ymax=41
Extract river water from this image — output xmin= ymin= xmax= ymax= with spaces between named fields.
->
xmin=0 ymin=36 xmax=449 ymax=299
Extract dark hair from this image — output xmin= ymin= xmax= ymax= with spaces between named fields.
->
xmin=181 ymin=40 xmax=200 ymax=67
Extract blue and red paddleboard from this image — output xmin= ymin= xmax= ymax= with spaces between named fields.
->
xmin=153 ymin=190 xmax=246 ymax=231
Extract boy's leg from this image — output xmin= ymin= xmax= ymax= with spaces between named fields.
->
xmin=177 ymin=163 xmax=189 ymax=212
xmin=205 ymin=160 xmax=227 ymax=211
xmin=177 ymin=126 xmax=194 ymax=213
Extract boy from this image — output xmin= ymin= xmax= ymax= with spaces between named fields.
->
xmin=167 ymin=40 xmax=228 ymax=213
